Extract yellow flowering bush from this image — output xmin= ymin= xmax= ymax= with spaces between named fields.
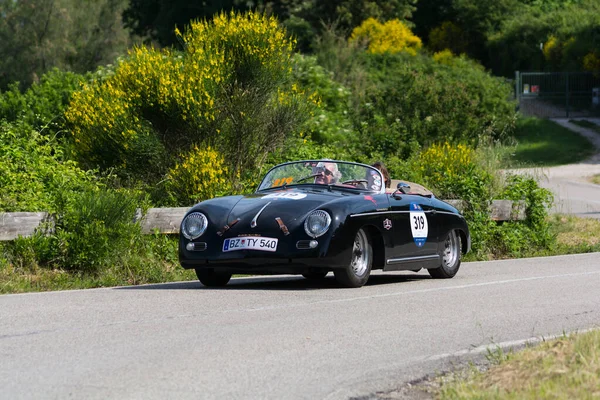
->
xmin=66 ymin=11 xmax=311 ymax=201
xmin=167 ymin=146 xmax=230 ymax=204
xmin=349 ymin=18 xmax=422 ymax=56
xmin=542 ymin=35 xmax=560 ymax=63
xmin=418 ymin=142 xmax=493 ymax=200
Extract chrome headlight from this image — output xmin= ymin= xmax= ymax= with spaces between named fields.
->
xmin=304 ymin=210 xmax=331 ymax=238
xmin=182 ymin=212 xmax=208 ymax=240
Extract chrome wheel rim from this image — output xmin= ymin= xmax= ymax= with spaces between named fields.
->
xmin=442 ymin=230 xmax=459 ymax=269
xmin=351 ymin=229 xmax=370 ymax=277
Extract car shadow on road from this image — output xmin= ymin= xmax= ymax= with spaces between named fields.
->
xmin=113 ymin=273 xmax=431 ymax=291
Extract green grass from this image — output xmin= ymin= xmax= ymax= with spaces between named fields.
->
xmin=502 ymin=117 xmax=596 ymax=168
xmin=0 ymin=235 xmax=196 ymax=294
xmin=591 ymin=174 xmax=600 ymax=185
xmin=437 ymin=329 xmax=600 ymax=399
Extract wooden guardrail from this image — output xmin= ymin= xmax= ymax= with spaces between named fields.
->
xmin=0 ymin=201 xmax=525 ymax=241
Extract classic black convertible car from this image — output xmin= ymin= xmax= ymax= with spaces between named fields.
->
xmin=179 ymin=160 xmax=470 ymax=288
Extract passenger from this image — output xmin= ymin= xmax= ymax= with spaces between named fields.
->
xmin=371 ymin=161 xmax=390 ymax=189
xmin=314 ymin=161 xmax=341 ymax=185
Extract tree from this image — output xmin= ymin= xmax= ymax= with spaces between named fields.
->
xmin=122 ymin=0 xmax=417 ymax=48
xmin=0 ymin=0 xmax=130 ymax=90
xmin=122 ymin=0 xmax=257 ymax=46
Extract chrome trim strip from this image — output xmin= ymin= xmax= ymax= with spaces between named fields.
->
xmin=386 ymin=255 xmax=440 ymax=265
xmin=351 ymin=210 xmax=457 ymax=218
xmin=350 ymin=211 xmax=404 ymax=217
xmin=250 ymin=201 xmax=271 ymax=228
xmin=437 ymin=211 xmax=459 ymax=216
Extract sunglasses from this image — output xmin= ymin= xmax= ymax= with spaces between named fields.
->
xmin=317 ymin=167 xmax=333 ymax=176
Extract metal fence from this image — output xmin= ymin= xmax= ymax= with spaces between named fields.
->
xmin=515 ymin=71 xmax=600 ymax=118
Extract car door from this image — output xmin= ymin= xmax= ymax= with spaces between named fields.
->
xmin=387 ymin=191 xmax=439 ymax=264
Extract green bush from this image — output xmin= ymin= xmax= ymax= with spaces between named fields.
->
xmin=357 ymin=52 xmax=516 ymax=157
xmin=0 ymin=120 xmax=98 ymax=212
xmin=0 ymin=69 xmax=89 ymax=136
xmin=488 ymin=0 xmax=600 ymax=75
xmin=49 ymin=189 xmax=143 ymax=273
xmin=15 ymin=188 xmax=145 ymax=274
xmin=291 ymin=54 xmax=356 ymax=148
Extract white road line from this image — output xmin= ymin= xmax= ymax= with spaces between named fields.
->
xmin=245 ymin=270 xmax=600 ymax=311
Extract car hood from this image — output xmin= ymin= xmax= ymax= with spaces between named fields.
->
xmin=221 ymin=188 xmax=352 ymax=232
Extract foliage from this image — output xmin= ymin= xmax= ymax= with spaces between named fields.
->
xmin=166 ymin=146 xmax=231 ymax=205
xmin=0 ymin=69 xmax=89 ymax=138
xmin=0 ymin=121 xmax=98 ymax=212
xmin=439 ymin=330 xmax=600 ymax=399
xmin=66 ymin=11 xmax=311 ymax=197
xmin=501 ymin=175 xmax=553 ymax=243
xmin=123 ymin=0 xmax=418 ymax=48
xmin=353 ymin=52 xmax=516 ymax=162
xmin=428 ymin=21 xmax=469 ymax=55
xmin=1 ymin=233 xmax=195 ymax=293
xmin=123 ymin=0 xmax=255 ymax=46
xmin=291 ymin=54 xmax=356 ymax=148
xmin=418 ymin=142 xmax=493 ymax=200
xmin=488 ymin=0 xmax=600 ymax=75
xmin=40 ymin=189 xmax=145 ymax=273
xmin=0 ymin=0 xmax=130 ymax=91
xmin=349 ymin=18 xmax=422 ymax=55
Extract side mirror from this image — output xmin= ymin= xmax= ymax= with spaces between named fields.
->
xmin=397 ymin=182 xmax=411 ymax=194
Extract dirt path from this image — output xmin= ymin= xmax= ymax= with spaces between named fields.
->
xmin=508 ymin=118 xmax=600 ymax=219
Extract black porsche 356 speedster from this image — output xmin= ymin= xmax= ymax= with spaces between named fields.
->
xmin=179 ymin=160 xmax=470 ymax=288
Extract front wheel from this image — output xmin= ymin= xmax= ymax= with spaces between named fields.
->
xmin=428 ymin=230 xmax=461 ymax=279
xmin=195 ymin=268 xmax=232 ymax=287
xmin=334 ymin=228 xmax=372 ymax=288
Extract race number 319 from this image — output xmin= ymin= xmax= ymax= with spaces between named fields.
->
xmin=409 ymin=203 xmax=428 ymax=247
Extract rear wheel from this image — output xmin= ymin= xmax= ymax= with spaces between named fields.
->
xmin=428 ymin=230 xmax=461 ymax=279
xmin=334 ymin=228 xmax=372 ymax=288
xmin=195 ymin=268 xmax=232 ymax=287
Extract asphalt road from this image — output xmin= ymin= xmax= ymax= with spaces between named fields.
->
xmin=1 ymin=253 xmax=599 ymax=400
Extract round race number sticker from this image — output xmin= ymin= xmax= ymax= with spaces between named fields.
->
xmin=262 ymin=192 xmax=307 ymax=200
xmin=409 ymin=203 xmax=428 ymax=247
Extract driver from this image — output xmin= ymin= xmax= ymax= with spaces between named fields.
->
xmin=314 ymin=161 xmax=341 ymax=185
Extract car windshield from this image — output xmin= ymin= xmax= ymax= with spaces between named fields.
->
xmin=257 ymin=160 xmax=384 ymax=192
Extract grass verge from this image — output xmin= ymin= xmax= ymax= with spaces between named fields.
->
xmin=437 ymin=329 xmax=600 ymax=399
xmin=589 ymin=174 xmax=600 ymax=185
xmin=0 ymin=235 xmax=196 ymax=294
xmin=502 ymin=117 xmax=596 ymax=168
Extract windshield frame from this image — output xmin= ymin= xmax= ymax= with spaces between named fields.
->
xmin=256 ymin=160 xmax=385 ymax=194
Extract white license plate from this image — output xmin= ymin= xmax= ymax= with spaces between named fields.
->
xmin=223 ymin=237 xmax=278 ymax=252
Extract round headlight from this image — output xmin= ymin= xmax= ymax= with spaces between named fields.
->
xmin=304 ymin=210 xmax=331 ymax=238
xmin=182 ymin=212 xmax=208 ymax=240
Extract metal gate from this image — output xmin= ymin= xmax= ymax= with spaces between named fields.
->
xmin=515 ymin=71 xmax=600 ymax=118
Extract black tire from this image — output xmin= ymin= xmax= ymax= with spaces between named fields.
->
xmin=428 ymin=230 xmax=461 ymax=279
xmin=334 ymin=228 xmax=372 ymax=288
xmin=195 ymin=268 xmax=232 ymax=287
xmin=302 ymin=271 xmax=329 ymax=280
